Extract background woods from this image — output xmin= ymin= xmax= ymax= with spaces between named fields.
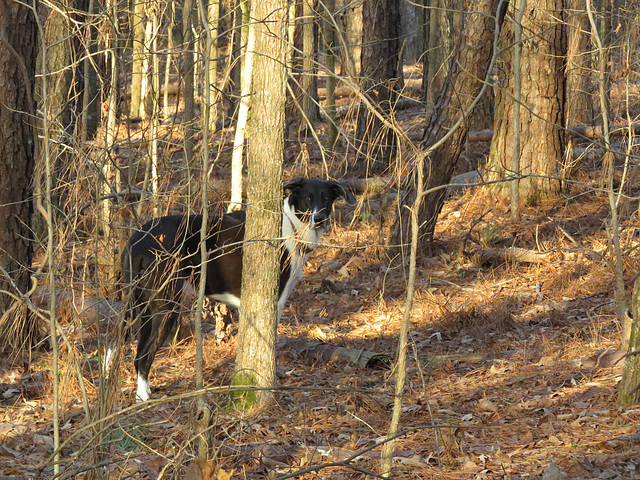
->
xmin=3 ymin=0 xmax=640 ymax=479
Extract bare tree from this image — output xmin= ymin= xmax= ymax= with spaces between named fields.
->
xmin=233 ymin=0 xmax=287 ymax=409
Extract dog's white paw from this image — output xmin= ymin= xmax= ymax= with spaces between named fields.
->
xmin=136 ymin=374 xmax=151 ymax=402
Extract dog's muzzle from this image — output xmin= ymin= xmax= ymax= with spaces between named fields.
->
xmin=312 ymin=213 xmax=329 ymax=229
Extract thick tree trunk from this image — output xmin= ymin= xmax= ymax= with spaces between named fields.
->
xmin=0 ymin=0 xmax=37 ymax=346
xmin=355 ymin=0 xmax=401 ymax=173
xmin=391 ymin=0 xmax=506 ymax=254
xmin=233 ymin=0 xmax=287 ymax=409
xmin=485 ymin=0 xmax=566 ymax=202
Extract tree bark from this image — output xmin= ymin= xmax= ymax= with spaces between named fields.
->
xmin=36 ymin=0 xmax=73 ymax=221
xmin=485 ymin=0 xmax=566 ymax=203
xmin=130 ymin=0 xmax=147 ymax=119
xmin=617 ymin=276 xmax=640 ymax=406
xmin=355 ymin=0 xmax=402 ymax=173
xmin=0 ymin=0 xmax=37 ymax=346
xmin=301 ymin=0 xmax=319 ymax=124
xmin=564 ymin=1 xmax=591 ymax=131
xmin=233 ymin=0 xmax=287 ymax=409
xmin=182 ymin=0 xmax=195 ymax=167
xmin=391 ymin=0 xmax=506 ymax=254
xmin=322 ymin=0 xmax=337 ymax=146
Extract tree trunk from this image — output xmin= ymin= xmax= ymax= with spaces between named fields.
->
xmin=617 ymin=276 xmax=640 ymax=406
xmin=399 ymin=0 xmax=422 ymax=63
xmin=81 ymin=0 xmax=99 ymax=140
xmin=355 ymin=0 xmax=401 ymax=173
xmin=228 ymin=16 xmax=256 ymax=212
xmin=36 ymin=0 xmax=73 ymax=220
xmin=182 ymin=0 xmax=195 ymax=167
xmin=130 ymin=0 xmax=147 ymax=119
xmin=391 ymin=0 xmax=506 ymax=254
xmin=301 ymin=0 xmax=319 ymax=124
xmin=0 ymin=0 xmax=37 ymax=347
xmin=322 ymin=0 xmax=337 ymax=146
xmin=565 ymin=1 xmax=591 ymax=130
xmin=342 ymin=0 xmax=361 ymax=76
xmin=207 ymin=0 xmax=220 ymax=127
xmin=233 ymin=0 xmax=287 ymax=409
xmin=485 ymin=0 xmax=566 ymax=203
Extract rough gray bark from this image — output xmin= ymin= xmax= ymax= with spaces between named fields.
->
xmin=233 ymin=0 xmax=287 ymax=409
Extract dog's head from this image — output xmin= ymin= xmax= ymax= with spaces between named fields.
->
xmin=284 ymin=177 xmax=356 ymax=230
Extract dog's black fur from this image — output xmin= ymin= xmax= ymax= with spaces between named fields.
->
xmin=121 ymin=177 xmax=355 ymax=401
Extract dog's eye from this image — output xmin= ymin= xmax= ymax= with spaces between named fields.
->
xmin=305 ymin=195 xmax=312 ymax=203
xmin=322 ymin=193 xmax=329 ymax=202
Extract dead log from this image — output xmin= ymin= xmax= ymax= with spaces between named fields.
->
xmin=31 ymin=286 xmax=123 ymax=327
xmin=278 ymin=338 xmax=391 ymax=369
xmin=472 ymin=247 xmax=551 ymax=265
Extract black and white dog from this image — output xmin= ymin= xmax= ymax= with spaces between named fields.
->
xmin=121 ymin=177 xmax=356 ymax=401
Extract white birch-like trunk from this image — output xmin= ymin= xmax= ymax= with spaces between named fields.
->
xmin=228 ymin=19 xmax=256 ymax=212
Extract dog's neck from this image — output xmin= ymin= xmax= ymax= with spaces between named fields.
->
xmin=282 ymin=196 xmax=325 ymax=255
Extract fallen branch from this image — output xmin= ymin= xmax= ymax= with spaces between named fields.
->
xmin=472 ymin=247 xmax=551 ymax=264
xmin=278 ymin=338 xmax=391 ymax=369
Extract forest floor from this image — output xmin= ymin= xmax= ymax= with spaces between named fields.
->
xmin=2 ymin=65 xmax=640 ymax=480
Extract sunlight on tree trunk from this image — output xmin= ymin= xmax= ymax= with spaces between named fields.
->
xmin=228 ymin=17 xmax=256 ymax=212
xmin=618 ymin=277 xmax=640 ymax=406
xmin=485 ymin=0 xmax=565 ymax=203
xmin=182 ymin=0 xmax=195 ymax=167
xmin=509 ymin=0 xmax=525 ymax=220
xmin=207 ymin=0 xmax=220 ymax=128
xmin=381 ymin=155 xmax=425 ymax=476
xmin=355 ymin=0 xmax=401 ymax=173
xmin=233 ymin=0 xmax=287 ymax=410
xmin=130 ymin=0 xmax=146 ymax=119
xmin=586 ymin=0 xmax=630 ymax=347
xmin=81 ymin=0 xmax=99 ymax=140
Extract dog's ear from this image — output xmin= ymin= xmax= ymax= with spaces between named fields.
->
xmin=329 ymin=181 xmax=357 ymax=205
xmin=284 ymin=177 xmax=306 ymax=194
